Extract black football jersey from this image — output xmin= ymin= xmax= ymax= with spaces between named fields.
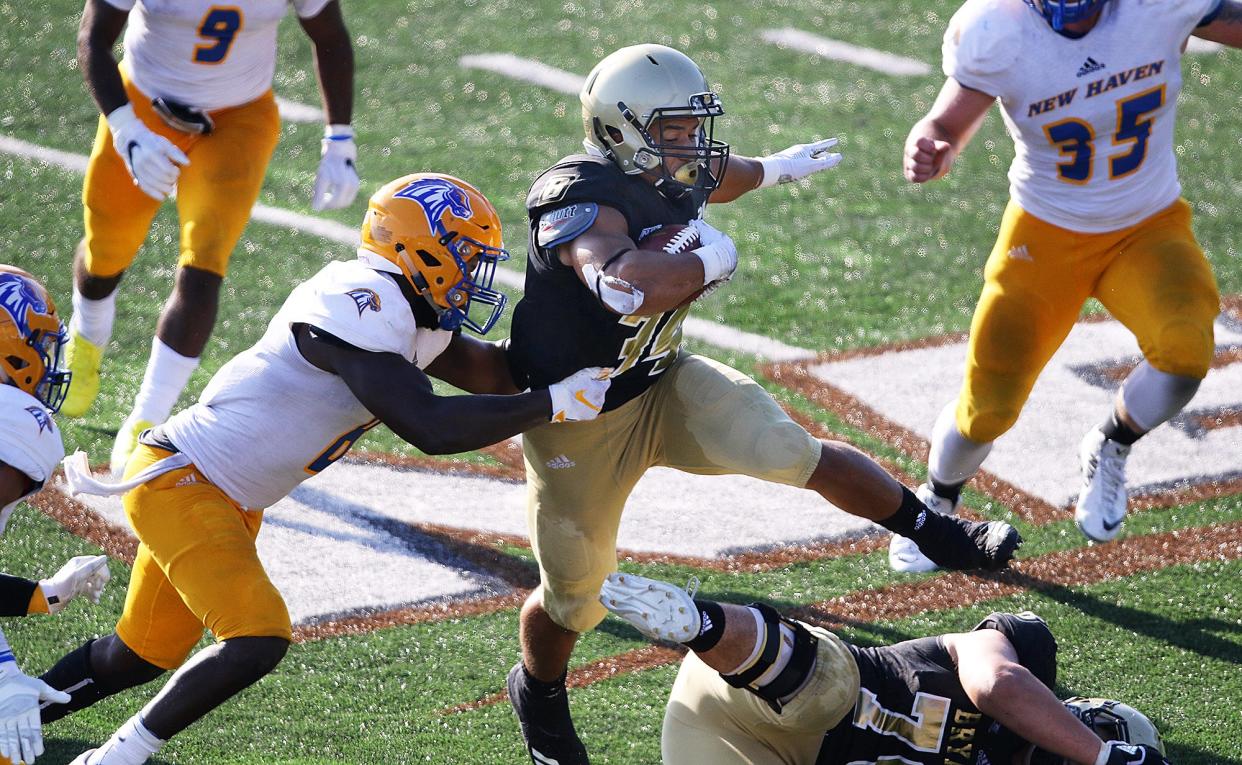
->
xmin=817 ymin=612 xmax=1058 ymax=765
xmin=508 ymin=154 xmax=701 ymax=411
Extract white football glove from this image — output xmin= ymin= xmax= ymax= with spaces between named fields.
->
xmin=688 ymin=219 xmax=738 ymax=287
xmin=548 ymin=367 xmax=612 ymax=423
xmin=311 ymin=124 xmax=360 ymax=211
xmin=106 ymin=103 xmax=189 ymax=201
xmin=0 ymin=658 xmax=70 ymax=764
xmin=39 ymin=555 xmax=110 ymax=615
xmin=757 ymin=137 xmax=843 ymax=187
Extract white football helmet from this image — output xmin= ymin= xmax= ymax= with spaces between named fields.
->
xmin=1024 ymin=697 xmax=1165 ymax=763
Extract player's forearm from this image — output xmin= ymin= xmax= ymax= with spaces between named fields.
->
xmin=76 ymin=1 xmax=128 ymax=115
xmin=610 ymin=251 xmax=705 ymax=315
xmin=709 ymin=156 xmax=761 ymax=203
xmin=0 ymin=575 xmax=39 ymax=618
xmin=386 ymin=391 xmax=552 ymax=455
xmin=304 ymin=10 xmax=354 ymax=124
xmin=1195 ymin=0 xmax=1242 ymax=48
xmin=970 ymin=665 xmax=1102 ymax=765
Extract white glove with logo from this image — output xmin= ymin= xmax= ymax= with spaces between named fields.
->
xmin=106 ymin=103 xmax=190 ymax=201
xmin=688 ymin=218 xmax=738 ymax=287
xmin=39 ymin=555 xmax=110 ymax=615
xmin=548 ymin=367 xmax=612 ymax=423
xmin=0 ymin=653 xmax=70 ymax=764
xmin=757 ymin=137 xmax=842 ymax=187
xmin=311 ymin=124 xmax=360 ymax=211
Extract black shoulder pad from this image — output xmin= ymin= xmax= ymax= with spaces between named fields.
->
xmin=973 ymin=611 xmax=1058 ymax=689
xmin=527 ymin=155 xmax=627 ymax=214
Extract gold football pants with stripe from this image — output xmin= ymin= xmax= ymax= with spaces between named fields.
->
xmin=956 ymin=198 xmax=1219 ymax=443
xmin=523 ymin=353 xmax=821 ymax=633
xmin=115 ymin=445 xmax=290 ymax=670
xmin=81 ymin=68 xmax=280 ymax=279
xmin=662 ymin=624 xmax=860 ymax=765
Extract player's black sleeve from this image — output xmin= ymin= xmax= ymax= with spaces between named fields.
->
xmin=0 ymin=573 xmax=38 ymax=616
xmin=972 ymin=611 xmax=1058 ymax=689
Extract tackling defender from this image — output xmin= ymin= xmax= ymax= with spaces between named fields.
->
xmin=0 ymin=266 xmax=113 ymax=764
xmin=66 ymin=0 xmax=361 ymax=475
xmin=894 ymin=0 xmax=1242 ymax=570
xmin=602 ymin=571 xmax=1172 ymax=765
xmin=504 ymin=43 xmax=1023 ymax=765
xmin=42 ymin=175 xmax=611 ymax=765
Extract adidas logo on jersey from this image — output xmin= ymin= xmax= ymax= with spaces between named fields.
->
xmin=1077 ymin=56 xmax=1106 ymax=77
xmin=175 ymin=473 xmax=199 ymax=487
xmin=545 ymin=454 xmax=576 ymax=469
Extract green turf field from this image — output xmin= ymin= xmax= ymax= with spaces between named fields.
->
xmin=2 ymin=0 xmax=1241 ymax=762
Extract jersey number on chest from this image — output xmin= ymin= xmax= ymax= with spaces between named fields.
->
xmin=614 ymin=306 xmax=690 ymax=376
xmin=193 ymin=6 xmax=244 ymax=64
xmin=852 ymin=689 xmax=950 ymax=754
xmin=1042 ymin=85 xmax=1165 ymax=183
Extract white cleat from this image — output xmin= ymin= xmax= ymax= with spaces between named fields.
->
xmin=1075 ymin=427 xmax=1130 ymax=542
xmin=888 ymin=483 xmax=960 ymax=573
xmin=599 ymin=572 xmax=700 ymax=642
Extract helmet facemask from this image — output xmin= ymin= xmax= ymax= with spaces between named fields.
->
xmin=403 ymin=231 xmax=509 ymax=335
xmin=0 ymin=267 xmax=71 ymax=412
xmin=1023 ymin=698 xmax=1165 ymax=764
xmin=593 ymin=90 xmax=730 ymax=199
xmin=1024 ymin=0 xmax=1107 ymax=30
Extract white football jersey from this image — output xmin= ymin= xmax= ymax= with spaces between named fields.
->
xmin=104 ymin=0 xmax=333 ymax=111
xmin=944 ymin=0 xmax=1220 ymax=232
xmin=162 ymin=260 xmax=453 ymax=509
xmin=0 ymin=384 xmax=65 ymax=492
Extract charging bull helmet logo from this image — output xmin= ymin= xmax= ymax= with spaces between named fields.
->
xmin=0 ymin=273 xmax=48 ymax=335
xmin=0 ymin=266 xmax=71 ymax=412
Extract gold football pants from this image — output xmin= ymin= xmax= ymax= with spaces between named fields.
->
xmin=956 ymin=198 xmax=1218 ymax=443
xmin=81 ymin=68 xmax=280 ymax=279
xmin=662 ymin=624 xmax=860 ymax=765
xmin=523 ymin=353 xmax=821 ymax=633
xmin=115 ymin=444 xmax=290 ymax=670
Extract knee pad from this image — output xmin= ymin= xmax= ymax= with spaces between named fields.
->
xmin=721 ymin=603 xmax=819 ymax=713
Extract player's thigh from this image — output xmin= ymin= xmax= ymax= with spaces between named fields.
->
xmin=115 ymin=541 xmax=206 ymax=670
xmin=523 ymin=413 xmax=648 ymax=633
xmin=1095 ymin=199 xmax=1219 ymax=378
xmin=81 ymin=114 xmax=163 ymax=278
xmin=656 ymin=354 xmax=819 ymax=487
xmin=957 ymin=205 xmax=1094 ymax=442
xmin=174 ymin=93 xmax=281 ymax=277
xmin=123 ymin=448 xmax=291 ymax=646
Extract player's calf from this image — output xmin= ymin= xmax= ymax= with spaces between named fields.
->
xmin=39 ymin=636 xmax=166 ymax=723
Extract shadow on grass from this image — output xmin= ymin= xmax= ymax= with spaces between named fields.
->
xmin=1008 ymin=573 xmax=1242 ymax=667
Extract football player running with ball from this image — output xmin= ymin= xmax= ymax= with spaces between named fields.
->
xmin=66 ymin=0 xmax=361 ymax=475
xmin=601 ymin=571 xmax=1172 ymax=765
xmin=0 ymin=266 xmax=112 ymax=765
xmin=42 ymin=175 xmax=611 ymax=765
xmin=504 ymin=43 xmax=1023 ymax=765
xmin=893 ymin=0 xmax=1242 ymax=572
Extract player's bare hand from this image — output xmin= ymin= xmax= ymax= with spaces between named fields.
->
xmin=904 ymin=136 xmax=953 ymax=183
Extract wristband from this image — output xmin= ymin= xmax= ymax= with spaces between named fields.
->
xmin=324 ymin=123 xmax=354 ymax=140
xmin=693 ymin=241 xmax=735 ymax=285
xmin=756 ymin=156 xmax=791 ymax=188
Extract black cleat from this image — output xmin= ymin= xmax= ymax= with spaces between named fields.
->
xmin=507 ymin=662 xmax=589 ymax=765
xmin=963 ymin=519 xmax=1023 ymax=571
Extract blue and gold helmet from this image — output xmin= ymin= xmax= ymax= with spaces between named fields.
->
xmin=1024 ymin=0 xmax=1108 ymax=30
xmin=0 ymin=265 xmax=70 ymax=412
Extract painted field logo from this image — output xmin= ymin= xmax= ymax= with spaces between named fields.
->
xmin=767 ymin=300 xmax=1242 ymax=519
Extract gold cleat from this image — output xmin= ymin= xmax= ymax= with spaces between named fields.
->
xmin=60 ymin=332 xmax=104 ymax=418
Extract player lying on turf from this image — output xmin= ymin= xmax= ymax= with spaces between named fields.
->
xmin=0 ymin=265 xmax=113 ymax=764
xmin=503 ymin=42 xmax=1024 ymax=765
xmin=893 ymin=0 xmax=1242 ymax=571
xmin=601 ymin=571 xmax=1171 ymax=765
xmin=40 ymin=175 xmax=612 ymax=765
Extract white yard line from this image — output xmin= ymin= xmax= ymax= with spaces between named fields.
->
xmin=760 ymin=28 xmax=932 ymax=77
xmin=458 ymin=53 xmax=585 ymax=95
xmin=0 ymin=134 xmax=816 ymax=361
xmin=275 ymin=96 xmax=324 ymax=123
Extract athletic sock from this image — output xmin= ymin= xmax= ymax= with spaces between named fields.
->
xmin=877 ymin=486 xmax=979 ymax=570
xmin=131 ymin=338 xmax=200 ymax=424
xmin=1100 ymin=409 xmax=1142 ymax=446
xmin=683 ymin=600 xmax=726 ymax=653
xmin=70 ymin=290 xmax=118 ymax=347
xmin=94 ymin=715 xmax=165 ymax=765
xmin=928 ymin=479 xmax=965 ymax=505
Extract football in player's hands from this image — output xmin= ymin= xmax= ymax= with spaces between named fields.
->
xmin=637 ymin=224 xmax=713 ymax=306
